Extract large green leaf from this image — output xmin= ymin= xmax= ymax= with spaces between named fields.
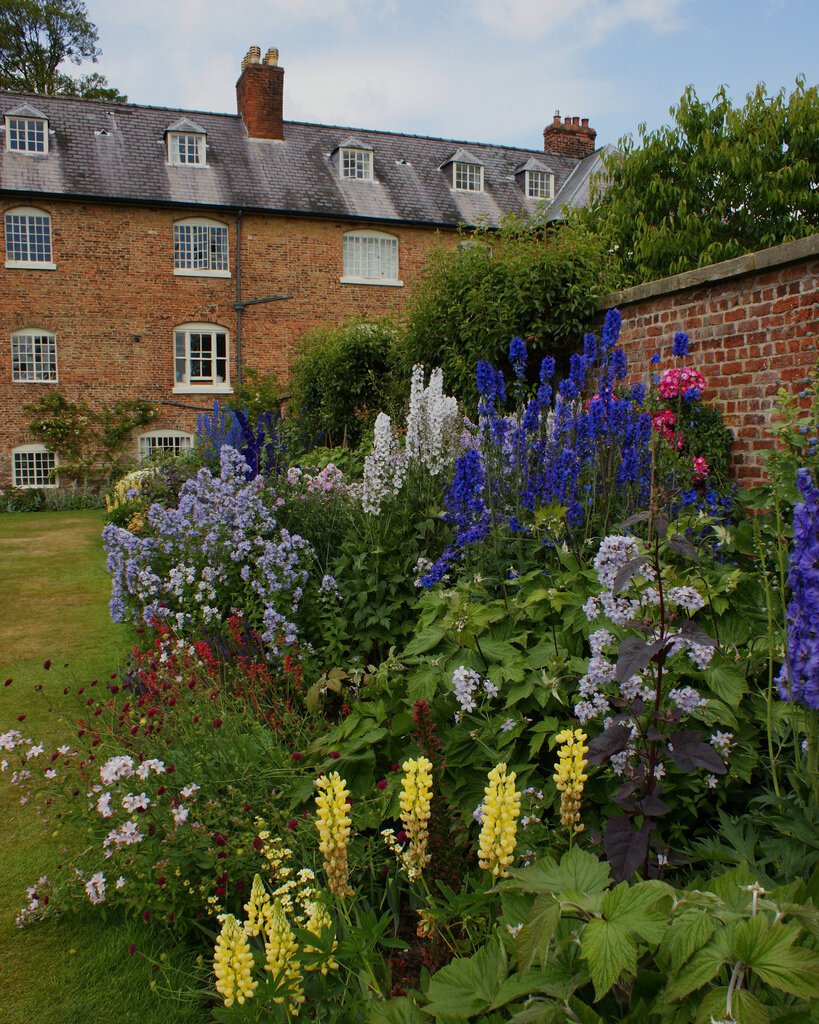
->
xmin=423 ymin=935 xmax=507 ymax=1020
xmin=369 ymin=997 xmax=426 ymax=1024
xmin=581 ymin=918 xmax=637 ymax=1001
xmin=403 ymin=627 xmax=446 ymax=657
xmin=664 ymin=942 xmax=728 ymax=1002
xmin=693 ymin=987 xmax=770 ymax=1024
xmin=602 ymin=880 xmax=674 ymax=938
xmin=516 ymin=894 xmax=561 ymax=972
xmin=658 ymin=908 xmax=716 ymax=973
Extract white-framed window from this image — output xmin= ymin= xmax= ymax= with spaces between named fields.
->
xmin=173 ymin=219 xmax=229 ymax=276
xmin=11 ymin=329 xmax=58 ymax=382
xmin=138 ymin=430 xmax=194 ymax=461
xmin=341 ymin=231 xmax=401 ymax=286
xmin=168 ymin=132 xmax=205 ymax=166
xmin=526 ymin=169 xmax=554 ymax=200
xmin=173 ymin=323 xmax=230 ymax=392
xmin=6 ymin=116 xmax=47 ymax=154
xmin=454 ymin=161 xmax=483 ymax=192
xmin=340 ymin=147 xmax=373 ymax=181
xmin=12 ymin=444 xmax=58 ymax=488
xmin=4 ymin=207 xmax=55 ymax=268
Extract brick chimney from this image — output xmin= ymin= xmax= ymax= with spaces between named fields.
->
xmin=543 ymin=111 xmax=597 ymax=159
xmin=236 ymin=46 xmax=284 ymax=140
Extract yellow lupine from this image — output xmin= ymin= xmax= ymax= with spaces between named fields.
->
xmin=303 ymin=899 xmax=339 ymax=974
xmin=314 ymin=772 xmax=353 ymax=898
xmin=243 ymin=873 xmax=271 ymax=937
xmin=477 ymin=762 xmax=521 ymax=878
xmin=264 ymin=899 xmax=305 ymax=1016
xmin=399 ymin=756 xmax=433 ymax=879
xmin=213 ymin=913 xmax=258 ymax=1007
xmin=553 ymin=728 xmax=589 ymax=836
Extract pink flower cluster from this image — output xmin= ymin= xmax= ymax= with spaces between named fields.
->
xmin=651 ymin=409 xmax=683 ymax=450
xmin=658 ymin=367 xmax=706 ymax=399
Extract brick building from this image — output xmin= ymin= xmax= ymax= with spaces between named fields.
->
xmin=0 ymin=45 xmax=608 ymax=488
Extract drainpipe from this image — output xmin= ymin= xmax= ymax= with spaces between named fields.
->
xmin=235 ymin=208 xmax=243 ymax=391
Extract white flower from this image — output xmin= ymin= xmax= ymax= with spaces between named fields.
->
xmin=116 ymin=876 xmax=127 ymax=889
xmin=100 ymin=755 xmax=135 ymax=786
xmin=452 ymin=666 xmax=481 ymax=714
xmin=26 ymin=744 xmax=44 ymax=759
xmin=667 ymin=585 xmax=706 ymax=614
xmin=122 ymin=792 xmax=150 ymax=812
xmin=44 ymin=769 xmax=57 ymax=780
xmin=593 ymin=535 xmax=639 ymax=590
xmin=589 ymin=629 xmax=614 ymax=657
xmin=172 ymin=805 xmax=189 ymax=826
xmin=582 ymin=596 xmax=600 ymax=622
xmin=669 ymin=686 xmax=706 ymax=714
xmin=180 ymin=783 xmax=200 ymax=799
xmin=500 ymin=718 xmax=516 ymax=733
xmin=97 ymin=792 xmax=113 ymax=817
xmin=483 ymin=679 xmax=499 ymax=699
xmin=85 ymin=872 xmax=106 ymax=904
xmin=136 ymin=758 xmax=165 ymax=779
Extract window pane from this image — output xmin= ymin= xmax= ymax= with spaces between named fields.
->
xmin=342 ymin=148 xmax=371 ymax=179
xmin=454 ymin=162 xmax=482 ymax=191
xmin=343 ymin=234 xmax=398 ymax=280
xmin=5 ymin=213 xmax=51 ymax=262
xmin=175 ymin=331 xmax=187 ymax=382
xmin=139 ymin=433 xmax=193 ymax=460
xmin=11 ymin=333 xmax=57 ymax=381
xmin=210 ymin=226 xmax=228 ymax=270
xmin=14 ymin=449 xmax=56 ymax=487
xmin=174 ymin=224 xmax=192 ymax=268
xmin=8 ymin=118 xmax=45 ymax=153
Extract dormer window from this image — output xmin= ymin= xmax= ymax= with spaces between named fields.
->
xmin=335 ymin=137 xmax=374 ymax=181
xmin=165 ymin=118 xmax=207 ymax=166
xmin=4 ymin=103 xmax=48 ymax=154
xmin=441 ymin=148 xmax=485 ymax=193
xmin=515 ymin=158 xmax=555 ymax=202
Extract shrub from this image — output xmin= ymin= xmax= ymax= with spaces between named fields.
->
xmin=288 ymin=317 xmax=402 ymax=449
xmin=401 ymin=215 xmax=620 ymax=411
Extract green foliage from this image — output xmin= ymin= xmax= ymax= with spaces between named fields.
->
xmin=288 ymin=317 xmax=402 ymax=449
xmin=402 ymin=217 xmax=619 ymax=410
xmin=2 ymin=483 xmax=105 ymax=512
xmin=679 ymin=402 xmax=734 ymax=486
xmin=577 ymin=78 xmax=819 ymax=284
xmin=226 ymin=365 xmax=281 ymax=423
xmin=0 ymin=0 xmax=126 ymax=100
xmin=24 ymin=390 xmax=156 ymax=485
xmin=403 ymin=852 xmax=819 ymax=1023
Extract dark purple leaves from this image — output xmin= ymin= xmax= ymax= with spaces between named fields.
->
xmin=586 ymin=724 xmax=633 ymax=766
xmin=615 ymin=636 xmax=665 ymax=683
xmin=678 ymin=619 xmax=718 ymax=650
xmin=667 ymin=534 xmax=700 ymax=564
xmin=668 ymin=730 xmax=727 ymax=774
xmin=604 ymin=816 xmax=653 ymax=882
xmin=612 ymin=556 xmax=652 ymax=596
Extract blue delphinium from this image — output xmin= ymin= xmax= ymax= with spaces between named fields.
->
xmin=673 ymin=331 xmax=689 ymax=358
xmin=509 ymin=336 xmax=527 ymax=380
xmin=650 ymin=352 xmax=661 ymax=365
xmin=777 ymin=468 xmax=819 ymax=709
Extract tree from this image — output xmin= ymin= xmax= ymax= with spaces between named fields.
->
xmin=0 ymin=0 xmax=126 ymax=101
xmin=577 ymin=78 xmax=819 ymax=284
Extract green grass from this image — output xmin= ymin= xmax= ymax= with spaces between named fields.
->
xmin=0 ymin=510 xmax=207 ymax=1024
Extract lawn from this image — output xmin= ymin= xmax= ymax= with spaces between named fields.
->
xmin=0 ymin=510 xmax=205 ymax=1024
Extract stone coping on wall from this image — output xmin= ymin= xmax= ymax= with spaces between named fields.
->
xmin=599 ymin=232 xmax=819 ymax=310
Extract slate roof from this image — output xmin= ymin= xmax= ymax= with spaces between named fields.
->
xmin=0 ymin=90 xmax=604 ymax=228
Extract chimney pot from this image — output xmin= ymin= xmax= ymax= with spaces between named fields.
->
xmin=572 ymin=116 xmax=580 ymax=126
xmin=564 ymin=116 xmax=571 ymax=125
xmin=264 ymin=47 xmax=279 ymax=66
xmin=581 ymin=117 xmax=589 ymax=127
xmin=241 ymin=45 xmax=261 ymax=71
xmin=553 ymin=112 xmax=561 ymax=124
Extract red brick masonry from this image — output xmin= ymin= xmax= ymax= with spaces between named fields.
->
xmin=600 ymin=234 xmax=819 ymax=486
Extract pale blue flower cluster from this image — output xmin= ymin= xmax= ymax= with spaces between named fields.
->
xmin=103 ymin=446 xmax=315 ymax=655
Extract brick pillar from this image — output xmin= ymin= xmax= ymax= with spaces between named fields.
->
xmin=236 ymin=47 xmax=284 ymax=140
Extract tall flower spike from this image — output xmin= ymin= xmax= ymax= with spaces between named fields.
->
xmin=314 ymin=772 xmax=353 ymax=898
xmin=553 ymin=728 xmax=589 ymax=837
xmin=399 ymin=756 xmax=433 ymax=879
xmin=264 ymin=899 xmax=305 ymax=1016
xmin=213 ymin=913 xmax=258 ymax=1007
xmin=477 ymin=762 xmax=521 ymax=877
xmin=244 ymin=872 xmax=271 ymax=937
xmin=303 ymin=899 xmax=339 ymax=975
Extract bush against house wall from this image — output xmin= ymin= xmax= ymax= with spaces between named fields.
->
xmin=401 ymin=216 xmax=620 ymax=411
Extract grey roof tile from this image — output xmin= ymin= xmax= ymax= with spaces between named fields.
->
xmin=0 ymin=90 xmax=604 ymax=228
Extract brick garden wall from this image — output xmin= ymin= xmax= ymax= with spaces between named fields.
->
xmin=600 ymin=234 xmax=819 ymax=486
xmin=0 ymin=198 xmax=456 ymax=485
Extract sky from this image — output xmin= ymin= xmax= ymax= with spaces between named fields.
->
xmin=77 ymin=0 xmax=818 ymax=152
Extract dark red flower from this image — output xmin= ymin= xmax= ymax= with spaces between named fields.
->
xmin=391 ymin=764 xmax=399 ymax=772
xmin=4 ymin=679 xmax=11 ymax=686
xmin=157 ymin=877 xmax=166 ymax=886
xmin=212 ymin=719 xmax=222 ymax=729
xmin=215 ymin=886 xmax=226 ymax=897
xmin=292 ymin=752 xmax=302 ymax=761
xmin=252 ymin=836 xmax=263 ymax=851
xmin=17 ymin=715 xmax=25 ymax=722
xmin=43 ymin=660 xmax=51 ymax=670
xmin=329 ymin=751 xmax=340 ymax=760
xmin=142 ymin=910 xmax=151 ymax=922
xmin=128 ymin=943 xmax=136 ymax=955
xmin=287 ymin=819 xmax=298 ymax=830
xmin=377 ymin=780 xmax=387 ymax=790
